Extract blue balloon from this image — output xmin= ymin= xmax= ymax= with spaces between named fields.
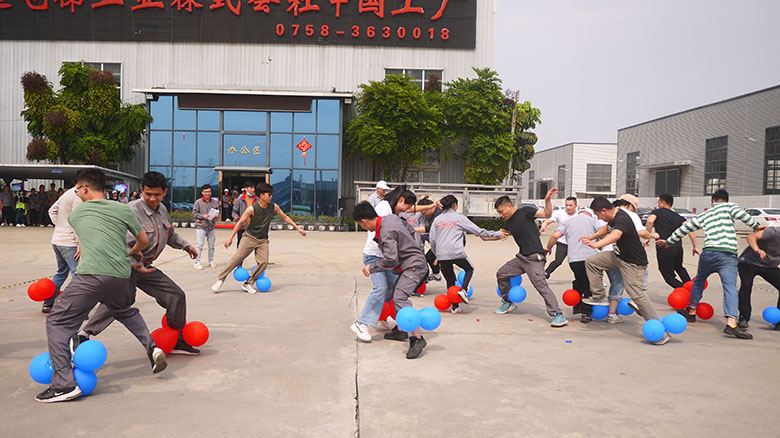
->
xmin=29 ymin=352 xmax=53 ymax=385
xmin=250 ymin=265 xmax=265 ymax=278
xmin=74 ymin=368 xmax=97 ymax=396
xmin=508 ymin=286 xmax=527 ymax=303
xmin=457 ymin=270 xmax=466 ymax=285
xmin=455 ymin=281 xmax=462 ymax=287
xmin=617 ymin=298 xmax=635 ymax=316
xmin=466 ymin=285 xmax=474 ymax=299
xmin=590 ymin=305 xmax=609 ymax=320
xmin=255 ymin=277 xmax=272 ymax=292
xmin=396 ymin=307 xmax=421 ymax=332
xmin=642 ymin=319 xmax=666 ymax=342
xmin=419 ymin=307 xmax=442 ymax=331
xmin=662 ymin=313 xmax=688 ymax=334
xmin=762 ymin=307 xmax=780 ymax=325
xmin=73 ymin=340 xmax=107 ymax=372
xmin=510 ymin=276 xmax=523 ymax=287
xmin=233 ymin=267 xmax=250 ymax=282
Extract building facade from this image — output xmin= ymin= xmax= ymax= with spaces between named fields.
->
xmin=617 ymin=85 xmax=780 ymax=201
xmin=0 ymin=0 xmax=495 ymax=215
xmin=524 ymin=142 xmax=617 ymax=200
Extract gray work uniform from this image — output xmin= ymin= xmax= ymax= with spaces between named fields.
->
xmin=369 ymin=214 xmax=428 ymax=312
xmin=83 ymin=200 xmax=194 ymax=334
xmin=429 ymin=209 xmax=501 ymax=260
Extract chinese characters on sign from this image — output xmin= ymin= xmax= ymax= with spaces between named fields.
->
xmin=0 ymin=0 xmax=476 ymax=49
xmin=227 ymin=145 xmax=263 ymax=155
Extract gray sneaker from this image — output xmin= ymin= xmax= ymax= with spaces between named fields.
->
xmin=652 ymin=332 xmax=671 ymax=345
xmin=607 ymin=314 xmax=624 ymax=324
xmin=582 ymin=296 xmax=609 ymax=306
xmin=494 ymin=301 xmax=517 ymax=314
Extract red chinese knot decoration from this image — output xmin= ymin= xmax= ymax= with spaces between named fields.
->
xmin=296 ymin=137 xmax=312 ymax=165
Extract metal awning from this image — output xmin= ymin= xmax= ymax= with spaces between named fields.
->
xmin=0 ymin=164 xmax=140 ymax=183
xmin=133 ymin=88 xmax=354 ymax=98
xmin=639 ymin=160 xmax=692 ymax=170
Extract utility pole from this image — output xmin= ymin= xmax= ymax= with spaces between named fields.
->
xmin=507 ymin=90 xmax=520 ymax=186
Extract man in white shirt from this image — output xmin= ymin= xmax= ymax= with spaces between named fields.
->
xmin=367 ymin=180 xmax=390 ymax=207
xmin=43 ymin=185 xmax=83 ymax=313
xmin=540 ymin=196 xmax=578 ymax=278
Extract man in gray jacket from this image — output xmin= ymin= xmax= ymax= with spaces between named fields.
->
xmin=74 ymin=172 xmax=202 ymax=356
xmin=192 ymin=184 xmax=219 ymax=269
xmin=354 ymin=201 xmax=429 ymax=359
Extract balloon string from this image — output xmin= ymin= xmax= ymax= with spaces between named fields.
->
xmin=54 ymin=364 xmax=72 ymax=371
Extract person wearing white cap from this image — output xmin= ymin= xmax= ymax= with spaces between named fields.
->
xmin=368 ymin=180 xmax=391 ymax=207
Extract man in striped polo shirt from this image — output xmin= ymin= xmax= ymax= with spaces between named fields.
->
xmin=659 ymin=190 xmax=759 ymax=339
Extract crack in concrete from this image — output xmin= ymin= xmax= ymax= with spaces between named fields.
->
xmin=352 ymin=275 xmax=361 ymax=438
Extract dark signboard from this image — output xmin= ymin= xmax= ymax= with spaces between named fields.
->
xmin=0 ymin=0 xmax=476 ymax=49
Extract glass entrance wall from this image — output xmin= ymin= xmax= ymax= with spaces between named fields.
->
xmin=147 ymin=96 xmax=342 ymax=216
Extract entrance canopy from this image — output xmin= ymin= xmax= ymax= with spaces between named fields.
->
xmin=0 ymin=164 xmax=140 ymax=186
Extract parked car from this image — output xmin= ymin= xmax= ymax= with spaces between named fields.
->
xmin=673 ymin=208 xmax=696 ymax=222
xmin=637 ymin=207 xmax=652 ymax=225
xmin=735 ymin=208 xmax=780 ymax=232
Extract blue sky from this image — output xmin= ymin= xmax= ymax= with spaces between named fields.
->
xmin=495 ymin=0 xmax=780 ymax=151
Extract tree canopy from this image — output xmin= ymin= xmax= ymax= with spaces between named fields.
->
xmin=21 ymin=62 xmax=151 ymax=166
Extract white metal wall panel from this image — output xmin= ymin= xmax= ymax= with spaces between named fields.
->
xmin=571 ymin=143 xmax=617 ymax=195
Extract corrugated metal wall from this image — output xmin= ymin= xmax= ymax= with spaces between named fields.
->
xmin=525 ymin=143 xmax=617 ymax=200
xmin=618 ymin=86 xmax=780 ymax=197
xmin=571 ymin=143 xmax=617 ymax=195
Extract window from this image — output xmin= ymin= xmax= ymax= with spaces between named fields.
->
xmin=625 ymin=151 xmax=640 ymax=196
xmin=85 ymin=62 xmax=121 ymax=87
xmin=704 ymin=136 xmax=728 ymax=195
xmin=406 ymin=150 xmax=440 ymax=183
xmin=557 ymin=165 xmax=566 ymax=198
xmin=586 ymin=164 xmax=612 ymax=193
xmin=528 ymin=170 xmax=535 ymax=199
xmin=654 ymin=168 xmax=680 ymax=196
xmin=385 ymin=68 xmax=443 ymax=91
xmin=764 ymin=126 xmax=780 ymax=194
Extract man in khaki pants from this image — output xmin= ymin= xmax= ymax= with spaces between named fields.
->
xmin=212 ymin=182 xmax=306 ymax=294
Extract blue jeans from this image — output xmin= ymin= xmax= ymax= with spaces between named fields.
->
xmin=691 ymin=250 xmax=738 ymax=318
xmin=357 ymin=254 xmax=398 ymax=327
xmin=607 ymin=269 xmax=623 ymax=300
xmin=45 ymin=244 xmax=79 ymax=307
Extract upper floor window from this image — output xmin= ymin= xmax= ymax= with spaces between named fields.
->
xmin=704 ymin=136 xmax=728 ymax=195
xmin=85 ymin=62 xmax=121 ymax=87
xmin=385 ymin=68 xmax=443 ymax=91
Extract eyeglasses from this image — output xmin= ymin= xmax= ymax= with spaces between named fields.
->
xmin=73 ymin=184 xmax=84 ymax=194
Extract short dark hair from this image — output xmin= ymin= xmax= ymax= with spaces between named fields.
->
xmin=494 ymin=195 xmax=513 ymax=209
xmin=440 ymin=195 xmax=458 ymax=210
xmin=352 ymin=201 xmax=378 ymax=221
xmin=256 ymin=182 xmax=274 ymax=195
xmin=590 ymin=196 xmax=614 ymax=211
xmin=658 ymin=193 xmax=674 ymax=206
xmin=565 ymin=196 xmax=577 ymax=203
xmin=201 ymin=184 xmax=212 ymax=191
xmin=712 ymin=189 xmax=729 ymax=202
xmin=612 ymin=199 xmax=631 ymax=208
xmin=141 ymin=171 xmax=167 ymax=190
xmin=243 ymin=181 xmax=255 ymax=188
xmin=417 ymin=198 xmax=434 ymax=206
xmin=76 ymin=168 xmax=106 ymax=191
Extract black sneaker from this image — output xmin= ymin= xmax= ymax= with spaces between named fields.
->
xmin=723 ymin=324 xmax=753 ymax=339
xmin=738 ymin=316 xmax=749 ymax=329
xmin=170 ymin=340 xmax=201 ymax=356
xmin=406 ymin=336 xmax=427 ymax=359
xmin=41 ymin=306 xmax=52 ymax=314
xmin=411 ymin=292 xmax=423 ymax=297
xmin=677 ymin=308 xmax=696 ymax=323
xmin=35 ymin=386 xmax=82 ymax=403
xmin=580 ymin=313 xmax=592 ymax=324
xmin=148 ymin=347 xmax=168 ymax=373
xmin=383 ymin=326 xmax=409 ymax=341
xmin=69 ymin=334 xmax=89 ymax=356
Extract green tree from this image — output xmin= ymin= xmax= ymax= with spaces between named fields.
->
xmin=21 ymin=62 xmax=151 ymax=166
xmin=345 ymin=74 xmax=443 ymax=181
xmin=442 ymin=68 xmax=541 ymax=184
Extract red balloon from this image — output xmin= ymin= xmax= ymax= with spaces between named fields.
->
xmin=182 ymin=321 xmax=209 ymax=347
xmin=682 ymin=281 xmax=693 ymax=292
xmin=668 ymin=290 xmax=690 ymax=310
xmin=434 ymin=294 xmax=451 ymax=311
xmin=417 ymin=283 xmax=427 ymax=295
xmin=151 ymin=327 xmax=179 ymax=354
xmin=161 ymin=314 xmax=185 ymax=330
xmin=27 ymin=282 xmax=44 ymax=302
xmin=447 ymin=286 xmax=462 ymax=304
xmin=562 ymin=289 xmax=581 ymax=307
xmin=37 ymin=279 xmax=56 ymax=300
xmin=696 ymin=302 xmax=714 ymax=320
xmin=379 ymin=301 xmax=396 ymax=321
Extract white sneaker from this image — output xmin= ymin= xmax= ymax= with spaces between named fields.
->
xmin=211 ymin=279 xmax=223 ymax=292
xmin=242 ymin=282 xmax=258 ymax=294
xmin=607 ymin=314 xmax=624 ymax=324
xmin=350 ymin=322 xmax=372 ymax=342
xmin=194 ymin=262 xmax=204 ymax=270
xmin=451 ymin=306 xmax=462 ymax=314
xmin=15 ymin=224 xmax=20 ymax=227
xmin=208 ymin=262 xmax=217 ymax=268
xmin=378 ymin=319 xmax=395 ymax=330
